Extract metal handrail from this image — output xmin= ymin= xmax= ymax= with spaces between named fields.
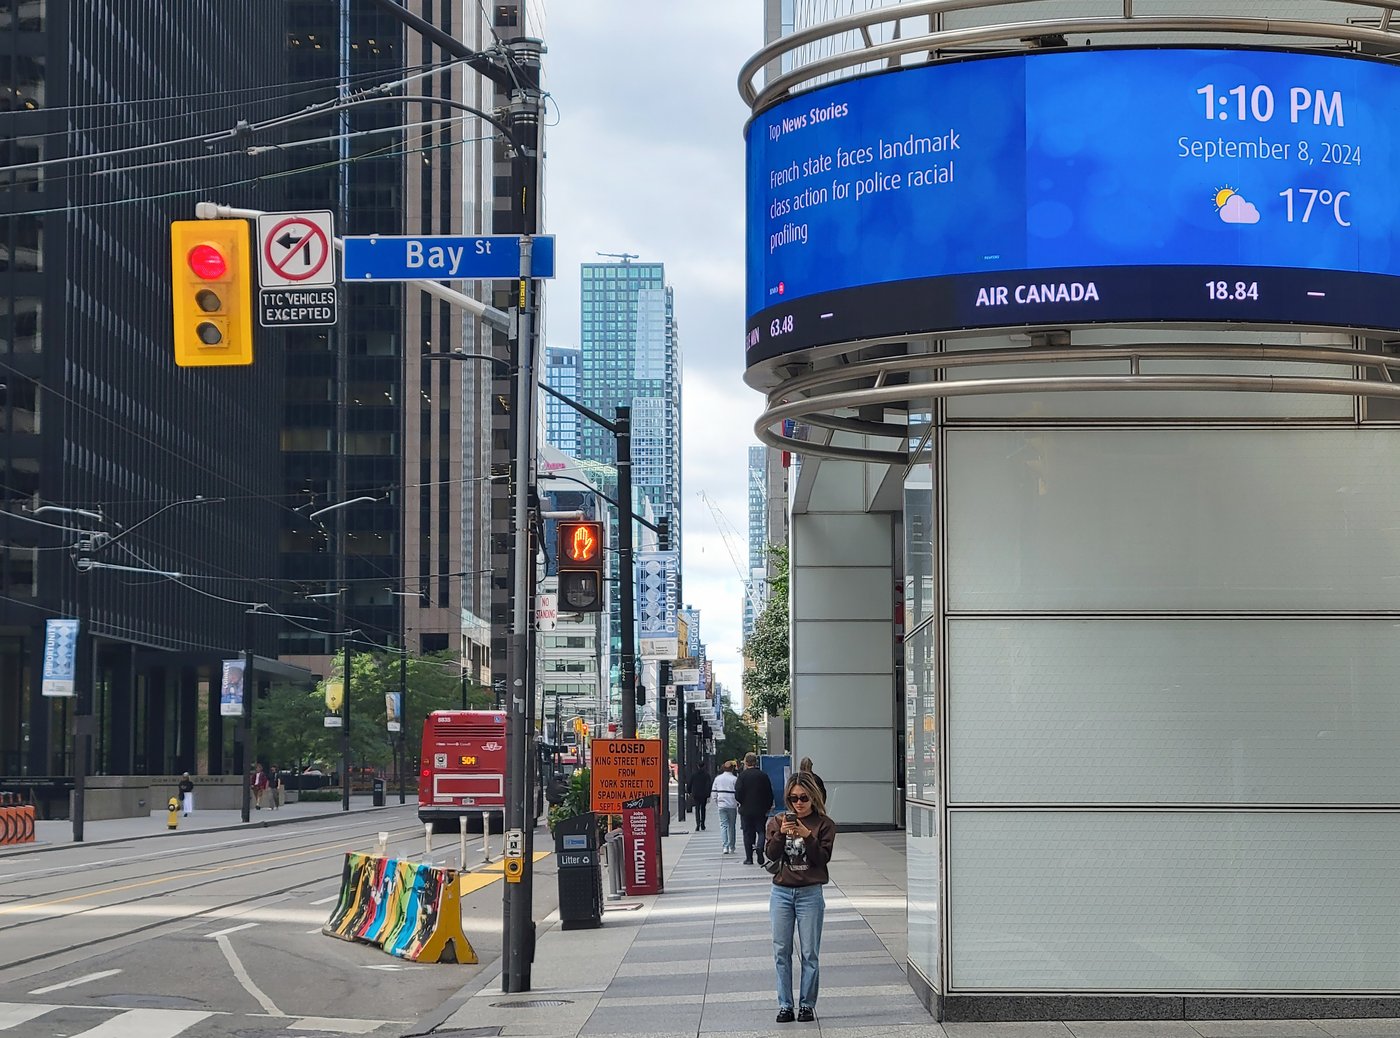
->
xmin=740 ymin=0 xmax=1400 ymax=109
xmin=761 ymin=358 xmax=1400 ymax=467
xmin=767 ymin=341 xmax=1388 ymax=405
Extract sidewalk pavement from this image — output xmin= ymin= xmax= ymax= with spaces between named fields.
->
xmin=9 ymin=793 xmax=404 ymax=853
xmin=441 ymin=818 xmax=940 ymax=1038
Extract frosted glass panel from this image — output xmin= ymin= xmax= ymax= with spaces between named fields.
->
xmin=948 ymin=428 xmax=1400 ymax=610
xmin=946 ymin=358 xmax=1351 ymax=419
xmin=907 ymin=803 xmax=941 ymax=988
xmin=948 ymin=618 xmax=1400 ymax=804
xmin=949 ymin=811 xmax=1400 ymax=991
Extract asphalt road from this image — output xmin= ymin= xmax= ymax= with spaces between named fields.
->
xmin=0 ymin=804 xmax=560 ymax=1037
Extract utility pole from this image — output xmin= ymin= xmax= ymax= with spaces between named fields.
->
xmin=614 ymin=406 xmax=638 ymax=739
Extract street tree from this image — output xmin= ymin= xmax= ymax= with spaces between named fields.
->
xmin=742 ymin=545 xmax=790 ymax=721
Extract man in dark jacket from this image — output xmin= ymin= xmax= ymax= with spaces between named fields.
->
xmin=734 ymin=752 xmax=775 ymax=865
xmin=687 ymin=764 xmax=713 ymax=830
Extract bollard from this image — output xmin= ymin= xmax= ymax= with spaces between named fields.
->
xmin=459 ymin=816 xmax=468 ymax=871
xmin=375 ymin=831 xmax=389 ymax=857
xmin=481 ymin=811 xmax=492 ymax=863
xmin=167 ymin=797 xmax=180 ymax=830
xmin=424 ymin=822 xmax=433 ymax=859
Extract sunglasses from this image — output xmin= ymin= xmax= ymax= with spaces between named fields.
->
xmin=788 ymin=794 xmax=811 ymax=804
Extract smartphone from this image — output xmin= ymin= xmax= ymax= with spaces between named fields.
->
xmin=784 ymin=812 xmax=796 ymax=823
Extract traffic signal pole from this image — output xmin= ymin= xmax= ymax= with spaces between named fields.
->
xmin=614 ymin=407 xmax=638 ymax=739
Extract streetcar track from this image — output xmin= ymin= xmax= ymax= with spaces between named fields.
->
xmin=0 ymin=820 xmax=428 ymax=966
xmin=0 ymin=814 xmax=424 ymax=897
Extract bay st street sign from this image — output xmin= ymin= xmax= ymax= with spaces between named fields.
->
xmin=341 ymin=234 xmax=556 ymax=281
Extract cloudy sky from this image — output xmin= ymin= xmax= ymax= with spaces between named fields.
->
xmin=542 ymin=3 xmax=766 ymax=694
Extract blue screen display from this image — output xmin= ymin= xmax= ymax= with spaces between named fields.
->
xmin=745 ymin=48 xmax=1400 ymax=364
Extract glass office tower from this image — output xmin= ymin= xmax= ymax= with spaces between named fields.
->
xmin=577 ymin=260 xmax=681 ymax=704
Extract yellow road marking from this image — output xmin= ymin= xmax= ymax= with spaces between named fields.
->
xmin=2 ymin=837 xmax=365 ymax=915
xmin=457 ymin=851 xmax=551 ymax=895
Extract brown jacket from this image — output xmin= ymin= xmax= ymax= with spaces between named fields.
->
xmin=764 ymin=812 xmax=836 ymax=887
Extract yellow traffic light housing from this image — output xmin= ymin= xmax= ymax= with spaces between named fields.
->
xmin=171 ymin=219 xmax=253 ymax=367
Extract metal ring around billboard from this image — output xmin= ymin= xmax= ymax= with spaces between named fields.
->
xmin=745 ymin=47 xmax=1400 ymax=370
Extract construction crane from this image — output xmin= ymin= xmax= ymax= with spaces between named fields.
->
xmin=698 ymin=490 xmax=766 ymax=619
xmin=595 ymin=251 xmax=639 ymax=262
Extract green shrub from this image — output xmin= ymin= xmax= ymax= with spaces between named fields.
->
xmin=546 ymin=768 xmax=590 ymax=834
xmin=297 ymin=788 xmax=343 ymax=802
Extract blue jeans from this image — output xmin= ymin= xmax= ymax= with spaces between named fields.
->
xmin=718 ymin=807 xmax=737 ymax=851
xmin=770 ymin=883 xmax=825 ymax=1011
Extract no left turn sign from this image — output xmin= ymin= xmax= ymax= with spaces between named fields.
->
xmin=257 ymin=211 xmax=335 ymax=288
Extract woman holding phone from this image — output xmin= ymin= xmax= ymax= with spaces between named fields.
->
xmin=763 ymin=772 xmax=837 ymax=1023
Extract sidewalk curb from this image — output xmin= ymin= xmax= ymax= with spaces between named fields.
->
xmin=0 ymin=802 xmax=407 ymax=858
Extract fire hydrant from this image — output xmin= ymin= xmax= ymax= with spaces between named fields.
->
xmin=167 ymin=796 xmax=180 ymax=830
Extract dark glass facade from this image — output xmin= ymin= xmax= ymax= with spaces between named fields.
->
xmin=0 ymin=0 xmax=291 ymax=776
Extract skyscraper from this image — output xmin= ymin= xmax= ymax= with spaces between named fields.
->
xmin=543 ymin=345 xmax=581 ymax=455
xmin=578 ymin=259 xmax=682 ymax=702
xmin=278 ymin=3 xmax=508 ymax=693
xmin=578 ymin=261 xmax=681 ymax=535
xmin=744 ymin=445 xmax=768 ymax=639
xmin=0 ymin=2 xmax=290 ymax=777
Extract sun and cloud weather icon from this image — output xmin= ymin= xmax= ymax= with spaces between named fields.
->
xmin=1215 ymin=186 xmax=1260 ymax=224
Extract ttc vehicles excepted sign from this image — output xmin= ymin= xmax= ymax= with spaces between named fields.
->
xmin=255 ymin=210 xmax=338 ymax=328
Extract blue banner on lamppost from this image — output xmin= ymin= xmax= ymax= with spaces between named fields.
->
xmin=220 ymin=659 xmax=246 ymax=717
xmin=637 ymin=551 xmax=679 ymax=661
xmin=41 ymin=618 xmax=80 ymax=697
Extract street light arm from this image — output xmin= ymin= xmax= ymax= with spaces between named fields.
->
xmin=308 ymin=496 xmax=378 ymax=523
xmin=367 ymin=0 xmax=519 ymax=90
xmin=194 ymin=203 xmax=515 ymax=333
xmin=539 ymin=382 xmax=618 ymax=434
xmin=539 ymin=474 xmax=662 ymax=533
xmin=426 ymin=351 xmax=514 ymax=371
xmin=98 ymin=496 xmax=225 ymax=551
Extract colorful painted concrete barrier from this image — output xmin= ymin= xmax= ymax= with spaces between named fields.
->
xmin=0 ymin=792 xmax=35 ymax=846
xmin=323 ymin=852 xmax=476 ymax=964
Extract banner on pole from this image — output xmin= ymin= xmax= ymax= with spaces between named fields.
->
xmin=219 ymin=659 xmax=246 ymax=717
xmin=41 ymin=618 xmax=79 ymax=697
xmin=637 ymin=551 xmax=679 ymax=661
xmin=386 ymin=690 xmax=402 ymax=733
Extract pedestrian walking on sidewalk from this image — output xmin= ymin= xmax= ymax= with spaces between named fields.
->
xmin=712 ymin=760 xmax=739 ymax=854
xmin=765 ymin=772 xmax=836 ymax=1023
xmin=798 ymin=757 xmax=827 ymax=802
xmin=251 ymin=763 xmax=268 ymax=810
xmin=735 ymin=752 xmax=774 ymax=865
xmin=687 ymin=763 xmax=713 ymax=830
xmin=268 ymin=766 xmax=282 ymax=810
xmin=178 ymin=772 xmax=195 ymax=816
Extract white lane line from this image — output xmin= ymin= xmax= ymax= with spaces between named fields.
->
xmin=215 ymin=934 xmax=281 ymax=1017
xmin=0 ymin=1002 xmax=56 ymax=1030
xmin=73 ymin=1007 xmax=213 ymax=1038
xmin=308 ymin=894 xmax=338 ymax=906
xmin=28 ymin=969 xmax=122 ymax=995
xmin=205 ymin=922 xmax=258 ymax=939
xmin=289 ymin=1018 xmax=395 ymax=1034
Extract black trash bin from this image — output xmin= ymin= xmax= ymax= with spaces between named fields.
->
xmin=554 ymin=812 xmax=602 ymax=929
xmin=371 ymin=777 xmax=385 ymax=807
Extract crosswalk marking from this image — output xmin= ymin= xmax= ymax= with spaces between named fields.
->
xmin=0 ymin=1004 xmax=212 ymax=1038
xmin=0 ymin=1002 xmax=53 ymax=1031
xmin=29 ymin=968 xmax=122 ymax=994
xmin=70 ymin=1008 xmax=213 ymax=1038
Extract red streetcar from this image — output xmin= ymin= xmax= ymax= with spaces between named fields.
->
xmin=418 ymin=709 xmax=507 ymax=831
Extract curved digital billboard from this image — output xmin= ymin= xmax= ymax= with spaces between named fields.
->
xmin=745 ymin=48 xmax=1400 ymax=365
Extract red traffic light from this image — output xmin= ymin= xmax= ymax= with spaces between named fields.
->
xmin=187 ymin=243 xmax=228 ymax=280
